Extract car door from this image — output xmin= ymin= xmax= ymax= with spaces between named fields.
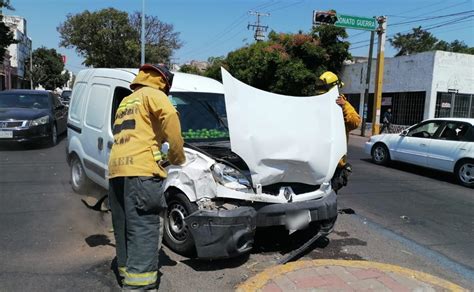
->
xmin=51 ymin=94 xmax=67 ymax=133
xmin=427 ymin=121 xmax=473 ymax=172
xmin=392 ymin=120 xmax=443 ymax=167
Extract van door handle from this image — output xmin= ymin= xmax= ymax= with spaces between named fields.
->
xmin=420 ymin=143 xmax=426 ymax=146
xmin=107 ymin=141 xmax=114 ymax=149
xmin=460 ymin=148 xmax=466 ymax=151
xmin=98 ymin=137 xmax=103 ymax=150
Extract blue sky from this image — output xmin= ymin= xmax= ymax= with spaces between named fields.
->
xmin=4 ymin=0 xmax=474 ymax=74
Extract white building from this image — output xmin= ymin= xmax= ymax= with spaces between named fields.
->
xmin=341 ymin=51 xmax=474 ymax=126
xmin=3 ymin=15 xmax=32 ymax=88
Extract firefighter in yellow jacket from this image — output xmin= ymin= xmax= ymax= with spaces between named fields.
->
xmin=108 ymin=64 xmax=185 ymax=290
xmin=317 ymin=71 xmax=361 ymax=191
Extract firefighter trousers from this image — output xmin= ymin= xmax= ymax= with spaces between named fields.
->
xmin=109 ymin=176 xmax=167 ymax=289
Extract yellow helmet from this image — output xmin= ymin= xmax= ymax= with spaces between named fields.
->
xmin=319 ymin=71 xmax=344 ymax=88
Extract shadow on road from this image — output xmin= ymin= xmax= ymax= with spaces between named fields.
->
xmin=0 ymin=133 xmax=67 ymax=151
xmin=360 ymin=158 xmax=458 ymax=186
xmin=85 ymin=234 xmax=115 ymax=248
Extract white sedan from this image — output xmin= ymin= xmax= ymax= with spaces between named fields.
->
xmin=365 ymin=118 xmax=474 ymax=188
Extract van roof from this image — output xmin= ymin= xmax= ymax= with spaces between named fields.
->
xmin=76 ymin=68 xmax=224 ymax=94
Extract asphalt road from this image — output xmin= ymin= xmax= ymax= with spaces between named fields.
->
xmin=0 ymin=137 xmax=473 ymax=291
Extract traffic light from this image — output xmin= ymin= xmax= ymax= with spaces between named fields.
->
xmin=313 ymin=11 xmax=338 ymax=25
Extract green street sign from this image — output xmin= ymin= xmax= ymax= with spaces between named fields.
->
xmin=335 ymin=14 xmax=377 ymax=31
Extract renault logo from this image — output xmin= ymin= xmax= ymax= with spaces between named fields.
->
xmin=0 ymin=122 xmax=8 ymax=128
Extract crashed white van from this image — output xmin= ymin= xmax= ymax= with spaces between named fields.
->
xmin=66 ymin=68 xmax=345 ymax=259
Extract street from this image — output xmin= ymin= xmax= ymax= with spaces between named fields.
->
xmin=0 ymin=136 xmax=473 ymax=291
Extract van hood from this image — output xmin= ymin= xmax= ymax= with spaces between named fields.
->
xmin=221 ymin=68 xmax=346 ymax=187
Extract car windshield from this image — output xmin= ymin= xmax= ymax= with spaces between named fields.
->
xmin=170 ymin=92 xmax=228 ymax=141
xmin=0 ymin=93 xmax=50 ymax=109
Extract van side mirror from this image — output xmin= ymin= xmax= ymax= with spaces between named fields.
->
xmin=400 ymin=129 xmax=408 ymax=136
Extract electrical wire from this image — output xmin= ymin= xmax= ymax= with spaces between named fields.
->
xmin=388 ymin=10 xmax=473 ymax=27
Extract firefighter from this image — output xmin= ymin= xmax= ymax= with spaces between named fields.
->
xmin=108 ymin=64 xmax=185 ymax=290
xmin=317 ymin=71 xmax=361 ymax=191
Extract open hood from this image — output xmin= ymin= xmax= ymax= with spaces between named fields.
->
xmin=221 ymin=68 xmax=346 ymax=187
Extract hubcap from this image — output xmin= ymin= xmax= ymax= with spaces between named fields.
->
xmin=72 ymin=160 xmax=82 ymax=187
xmin=374 ymin=147 xmax=386 ymax=162
xmin=459 ymin=163 xmax=474 ymax=184
xmin=167 ymin=203 xmax=188 ymax=243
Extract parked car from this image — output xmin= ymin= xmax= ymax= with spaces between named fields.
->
xmin=0 ymin=89 xmax=68 ymax=146
xmin=66 ymin=68 xmax=343 ymax=259
xmin=365 ymin=118 xmax=474 ymax=188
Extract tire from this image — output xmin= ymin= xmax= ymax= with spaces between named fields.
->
xmin=163 ymin=192 xmax=198 ymax=257
xmin=454 ymin=159 xmax=474 ymax=188
xmin=70 ymin=155 xmax=92 ymax=194
xmin=371 ymin=143 xmax=390 ymax=165
xmin=49 ymin=124 xmax=58 ymax=147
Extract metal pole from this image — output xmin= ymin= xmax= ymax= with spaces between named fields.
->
xmin=361 ymin=30 xmax=375 ymax=137
xmin=30 ymin=40 xmax=33 ymax=89
xmin=140 ymin=0 xmax=145 ymax=65
xmin=371 ymin=16 xmax=387 ymax=136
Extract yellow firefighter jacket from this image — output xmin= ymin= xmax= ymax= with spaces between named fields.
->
xmin=108 ymin=70 xmax=185 ymax=179
xmin=338 ymin=94 xmax=362 ymax=167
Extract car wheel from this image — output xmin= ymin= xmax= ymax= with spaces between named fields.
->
xmin=371 ymin=143 xmax=390 ymax=165
xmin=455 ymin=159 xmax=474 ymax=188
xmin=49 ymin=124 xmax=58 ymax=147
xmin=70 ymin=155 xmax=92 ymax=193
xmin=163 ymin=192 xmax=198 ymax=257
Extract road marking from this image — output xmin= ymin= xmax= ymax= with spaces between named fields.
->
xmin=236 ymin=259 xmax=466 ymax=291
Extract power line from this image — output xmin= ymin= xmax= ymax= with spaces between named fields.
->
xmin=389 ymin=10 xmax=474 ymax=27
xmin=248 ymin=11 xmax=270 ymax=42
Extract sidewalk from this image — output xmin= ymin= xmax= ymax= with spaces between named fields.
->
xmin=236 ymin=260 xmax=466 ymax=291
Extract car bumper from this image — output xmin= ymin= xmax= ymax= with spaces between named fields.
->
xmin=0 ymin=124 xmax=51 ymax=144
xmin=365 ymin=141 xmax=374 ymax=155
xmin=184 ymin=191 xmax=337 ymax=259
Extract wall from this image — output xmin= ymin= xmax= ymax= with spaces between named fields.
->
xmin=4 ymin=15 xmax=32 ymax=81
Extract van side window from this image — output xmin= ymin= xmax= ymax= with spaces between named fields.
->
xmin=69 ymin=82 xmax=87 ymax=122
xmin=85 ymin=84 xmax=110 ymax=130
xmin=111 ymin=86 xmax=132 ymax=127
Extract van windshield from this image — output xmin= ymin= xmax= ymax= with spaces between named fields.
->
xmin=170 ymin=92 xmax=229 ymax=141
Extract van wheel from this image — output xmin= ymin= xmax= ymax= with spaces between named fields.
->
xmin=454 ymin=159 xmax=474 ymax=188
xmin=163 ymin=192 xmax=198 ymax=257
xmin=70 ymin=155 xmax=92 ymax=194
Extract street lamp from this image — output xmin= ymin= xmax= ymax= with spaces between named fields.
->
xmin=141 ymin=0 xmax=145 ymax=65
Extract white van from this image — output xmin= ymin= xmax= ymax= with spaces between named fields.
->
xmin=67 ymin=68 xmax=340 ymax=259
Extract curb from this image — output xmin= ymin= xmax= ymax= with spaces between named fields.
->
xmin=236 ymin=259 xmax=466 ymax=291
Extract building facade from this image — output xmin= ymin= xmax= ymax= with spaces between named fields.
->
xmin=341 ymin=51 xmax=474 ymax=126
xmin=3 ymin=15 xmax=32 ymax=89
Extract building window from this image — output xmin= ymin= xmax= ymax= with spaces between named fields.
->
xmin=435 ymin=92 xmax=473 ymax=118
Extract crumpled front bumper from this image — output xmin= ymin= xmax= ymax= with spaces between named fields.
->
xmin=184 ymin=191 xmax=337 ymax=259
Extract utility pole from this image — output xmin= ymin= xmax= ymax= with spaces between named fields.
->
xmin=371 ymin=16 xmax=387 ymax=136
xmin=141 ymin=0 xmax=146 ymax=65
xmin=248 ymin=11 xmax=269 ymax=42
xmin=361 ymin=31 xmax=375 ymax=137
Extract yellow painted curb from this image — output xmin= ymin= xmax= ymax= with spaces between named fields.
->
xmin=236 ymin=259 xmax=466 ymax=291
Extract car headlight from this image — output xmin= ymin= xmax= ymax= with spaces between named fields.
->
xmin=29 ymin=115 xmax=50 ymax=126
xmin=211 ymin=162 xmax=251 ymax=190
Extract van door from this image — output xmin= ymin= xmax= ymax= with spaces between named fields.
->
xmin=82 ymin=78 xmax=133 ymax=189
xmin=82 ymin=79 xmax=113 ymax=188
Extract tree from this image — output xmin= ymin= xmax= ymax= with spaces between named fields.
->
xmin=0 ymin=0 xmax=16 ymax=58
xmin=58 ymin=8 xmax=138 ymax=67
xmin=179 ymin=64 xmax=201 ymax=74
xmin=57 ymin=8 xmax=183 ymax=68
xmin=30 ymin=47 xmax=69 ymax=90
xmin=390 ymin=27 xmax=474 ymax=56
xmin=203 ymin=24 xmax=351 ymax=96
xmin=129 ymin=12 xmax=182 ymax=65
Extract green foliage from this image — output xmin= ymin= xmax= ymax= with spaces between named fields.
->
xmin=203 ymin=25 xmax=350 ymax=96
xmin=390 ymin=27 xmax=474 ymax=56
xmin=0 ymin=0 xmax=15 ymax=58
xmin=58 ymin=8 xmax=138 ymax=67
xmin=29 ymin=47 xmax=68 ymax=90
xmin=129 ymin=12 xmax=182 ymax=64
xmin=57 ymin=8 xmax=182 ymax=68
xmin=179 ymin=64 xmax=201 ymax=75
xmin=204 ymin=56 xmax=226 ymax=80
